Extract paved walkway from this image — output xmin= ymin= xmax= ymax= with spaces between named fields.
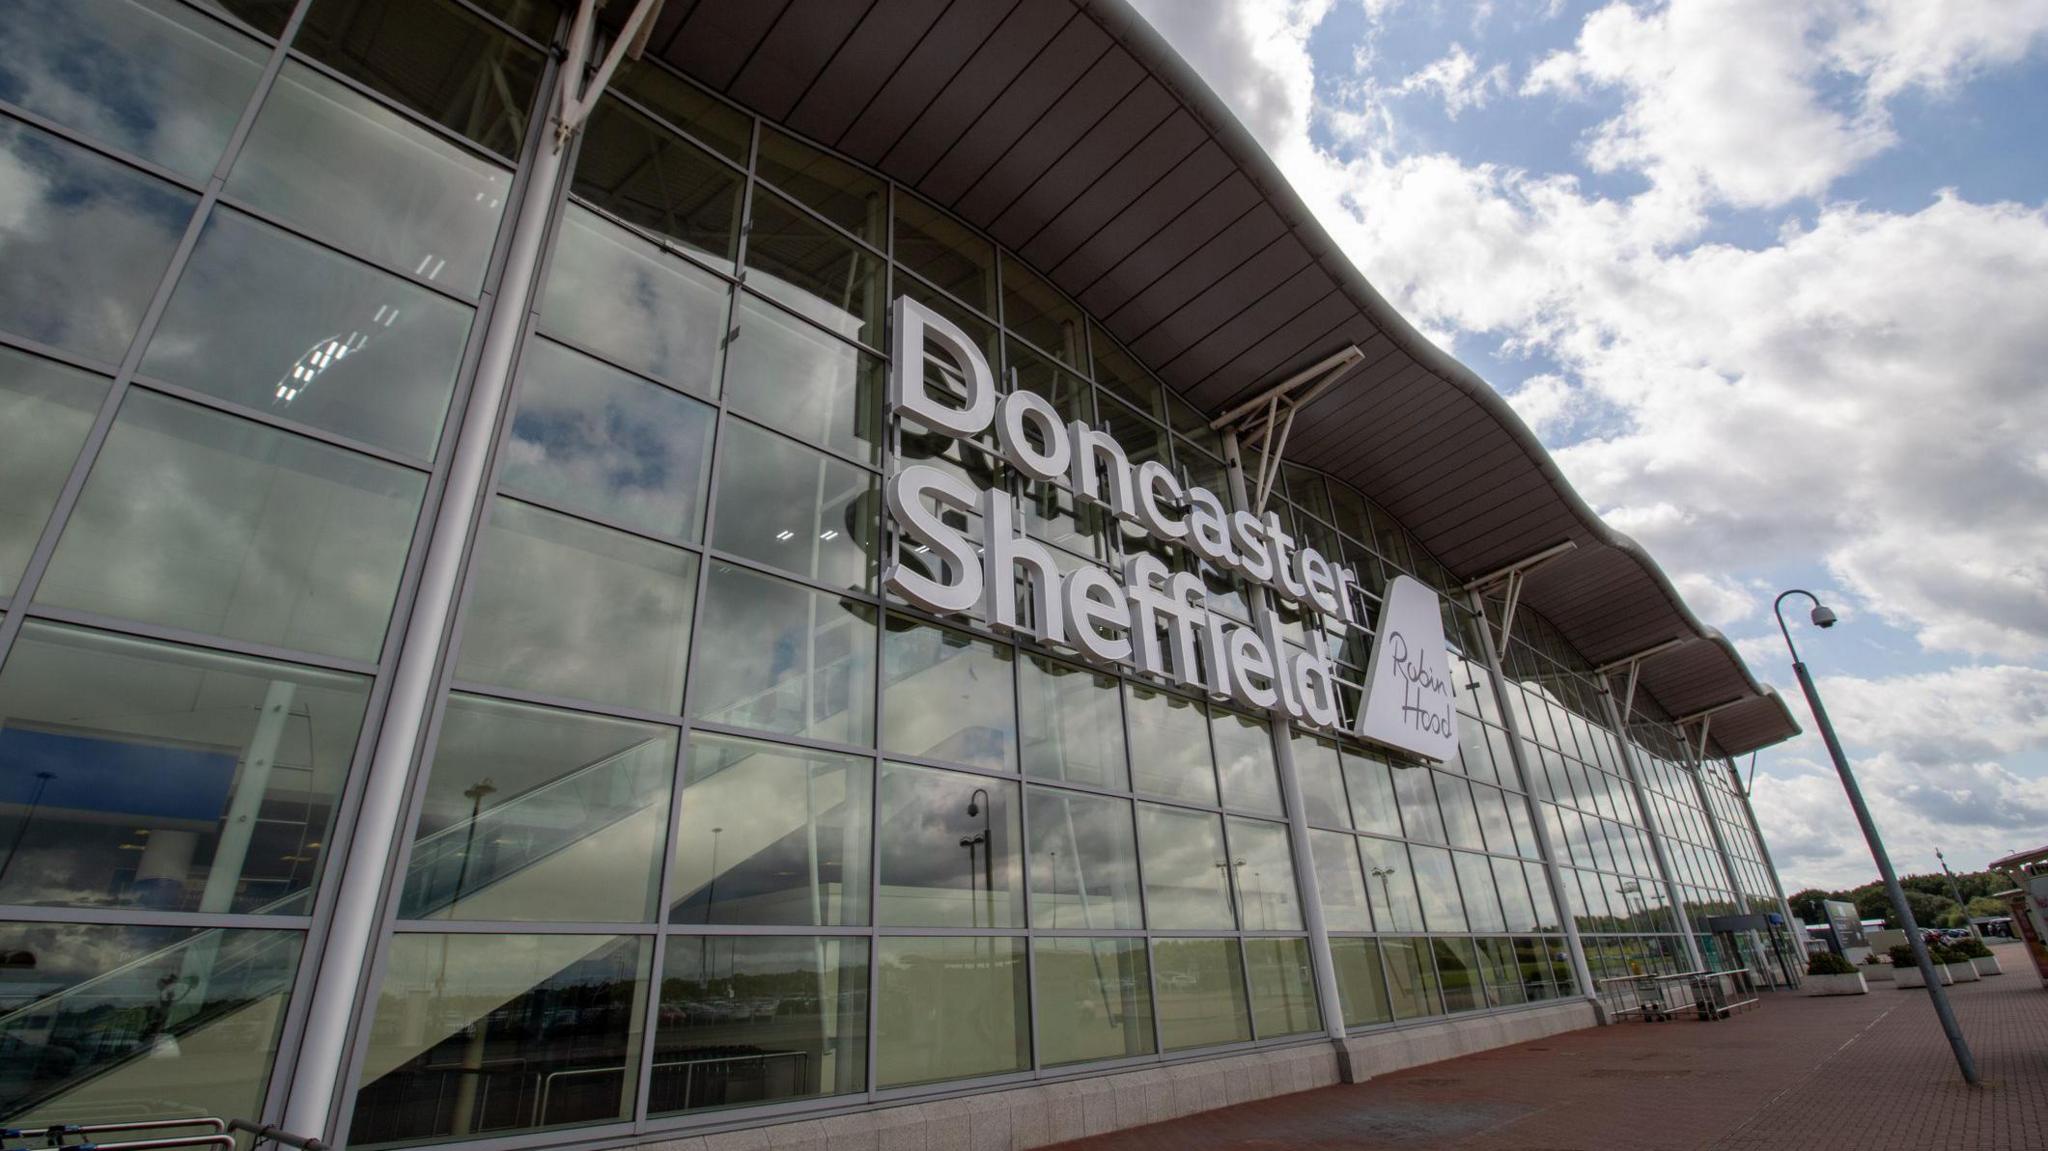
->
xmin=1054 ymin=942 xmax=2047 ymax=1151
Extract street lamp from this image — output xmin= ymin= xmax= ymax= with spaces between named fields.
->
xmin=1370 ymin=866 xmax=1398 ymax=923
xmin=1775 ymin=589 xmax=1978 ymax=1085
xmin=1935 ymin=849 xmax=1981 ymax=941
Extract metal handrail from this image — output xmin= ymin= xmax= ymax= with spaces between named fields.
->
xmin=224 ymin=1122 xmax=323 ymax=1151
xmin=531 ymin=1049 xmax=812 ymax=1124
xmin=67 ymin=1137 xmax=233 ymax=1151
xmin=2 ymin=1120 xmax=226 ymax=1148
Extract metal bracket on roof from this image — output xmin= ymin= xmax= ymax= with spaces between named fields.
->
xmin=1677 ymin=698 xmax=1746 ymax=768
xmin=1209 ymin=346 xmax=1365 ymax=515
xmin=1594 ymin=637 xmax=1688 ymax=728
xmin=556 ymin=0 xmax=667 ymax=150
xmin=1459 ymin=539 xmax=1578 ymax=652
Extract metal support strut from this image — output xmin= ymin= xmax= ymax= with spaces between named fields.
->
xmin=1209 ymin=346 xmax=1364 ymax=515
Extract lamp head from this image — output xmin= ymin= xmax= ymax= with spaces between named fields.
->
xmin=1810 ymin=603 xmax=1837 ymax=629
xmin=967 ymin=800 xmax=980 ymax=817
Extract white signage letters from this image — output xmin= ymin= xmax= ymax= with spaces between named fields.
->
xmin=883 ymin=295 xmax=1450 ymax=754
xmin=1352 ymin=575 xmax=1460 ymax=762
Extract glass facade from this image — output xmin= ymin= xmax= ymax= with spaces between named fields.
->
xmin=0 ymin=2 xmax=1794 ymax=1146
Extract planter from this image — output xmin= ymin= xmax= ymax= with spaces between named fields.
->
xmin=1895 ymin=964 xmax=1955 ymax=989
xmin=1804 ymin=972 xmax=1868 ymax=996
xmin=1862 ymin=963 xmax=1895 ymax=982
xmin=1947 ymin=962 xmax=1981 ymax=983
xmin=1972 ymin=955 xmax=2003 ymax=976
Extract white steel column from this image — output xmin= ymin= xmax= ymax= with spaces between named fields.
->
xmin=281 ymin=44 xmax=582 ymax=1139
xmin=1466 ymin=591 xmax=1600 ymax=1012
xmin=1598 ymin=688 xmax=1706 ymax=971
xmin=1732 ymin=760 xmax=1805 ymax=986
xmin=1220 ymin=432 xmax=1348 ymax=1047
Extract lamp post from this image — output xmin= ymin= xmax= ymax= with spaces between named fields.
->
xmin=967 ymin=788 xmax=993 ymax=926
xmin=1935 ymin=849 xmax=1981 ymax=941
xmin=1371 ymin=866 xmax=1397 ymax=923
xmin=1774 ymin=589 xmax=1978 ymax=1085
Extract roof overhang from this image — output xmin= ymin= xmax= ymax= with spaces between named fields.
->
xmin=626 ymin=0 xmax=1803 ymax=756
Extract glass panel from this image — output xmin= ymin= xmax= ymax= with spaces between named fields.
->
xmin=744 ymin=189 xmax=883 ymax=347
xmin=651 ymin=936 xmax=869 ymax=1113
xmin=894 ymin=192 xmax=995 ymax=316
xmin=1135 ymin=804 xmax=1234 ymax=929
xmin=0 ymin=350 xmax=107 ymax=596
xmin=144 ymin=207 xmax=472 ymax=460
xmin=757 ymin=128 xmax=885 ymax=248
xmin=39 ymin=392 xmax=422 ymax=661
xmin=1515 ymin=935 xmax=1561 ymax=1000
xmin=877 ymin=763 xmax=1022 ymax=928
xmin=1455 ymin=851 xmax=1507 ymax=932
xmin=1356 ymin=836 xmax=1423 ymax=932
xmin=399 ymin=696 xmax=671 ymax=922
xmin=574 ymin=96 xmax=743 ymax=265
xmin=1472 ymin=782 xmax=1516 ymax=856
xmin=1210 ymin=711 xmax=1281 ymax=817
xmin=881 ymin=619 xmax=1015 ymax=772
xmin=612 ymin=59 xmax=752 ymax=164
xmin=714 ymin=419 xmax=876 ymax=592
xmin=1434 ymin=773 xmax=1485 ymax=850
xmin=1292 ymin=733 xmax=1348 ymax=828
xmin=1000 ymin=253 xmax=1084 ymax=369
xmin=875 ymin=936 xmax=1027 ymax=1088
xmin=1245 ymin=937 xmax=1320 ymax=1037
xmin=0 ymin=118 xmax=193 ymax=363
xmin=1330 ymin=937 xmax=1392 ymax=1028
xmin=539 ymin=206 xmax=730 ymax=398
xmin=1340 ymin=749 xmax=1403 ymax=838
xmin=1523 ymin=860 xmax=1548 ymax=933
xmin=0 ymin=0 xmax=266 ymax=180
xmin=295 ymin=0 xmax=544 ymax=158
xmin=1125 ymin=687 xmax=1214 ymax=805
xmin=1018 ymin=654 xmax=1127 ymax=790
xmin=503 ymin=338 xmax=715 ymax=542
xmin=1089 ymin=334 xmax=1164 ymax=425
xmin=455 ymin=498 xmax=696 ymax=713
xmin=1432 ymin=938 xmax=1484 ymax=1013
xmin=1027 ymin=787 xmax=1141 ymax=930
xmin=687 ymin=563 xmax=876 ymax=746
xmin=351 ymin=935 xmax=650 ymax=1145
xmin=1494 ymin=855 xmax=1539 ymax=932
xmin=1380 ymin=938 xmax=1440 ymax=1020
xmin=1225 ymin=817 xmax=1302 ymax=931
xmin=669 ymin=732 xmax=871 ymax=926
xmin=1309 ymin=830 xmax=1371 ymax=932
xmin=725 ymin=293 xmax=882 ymax=463
xmin=229 ymin=61 xmax=511 ymax=295
xmin=1152 ymin=938 xmax=1250 ymax=1051
xmin=1409 ymin=844 xmax=1467 ymax=932
xmin=0 ymin=922 xmax=299 ymax=1125
xmin=1034 ymin=937 xmax=1154 ymax=1067
xmin=1390 ymin=764 xmax=1447 ymax=843
xmin=1476 ymin=936 xmax=1529 ymax=1007
xmin=0 ymin=622 xmax=368 ymax=912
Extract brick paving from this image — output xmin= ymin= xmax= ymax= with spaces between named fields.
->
xmin=1053 ymin=941 xmax=2047 ymax=1151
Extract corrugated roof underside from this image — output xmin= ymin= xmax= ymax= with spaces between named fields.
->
xmin=638 ymin=0 xmax=1801 ymax=757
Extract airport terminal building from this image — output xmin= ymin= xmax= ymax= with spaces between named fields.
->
xmin=0 ymin=1 xmax=1807 ymax=1148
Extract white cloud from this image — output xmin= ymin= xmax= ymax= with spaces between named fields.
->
xmin=1522 ymin=0 xmax=1894 ymax=207
xmin=1832 ymin=0 xmax=2048 ymax=101
xmin=1394 ymin=44 xmax=1510 ymax=119
xmin=1123 ymin=0 xmax=2048 ymax=892
xmin=1671 ymin=571 xmax=1758 ymax=628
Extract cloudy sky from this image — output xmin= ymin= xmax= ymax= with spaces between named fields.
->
xmin=1127 ymin=0 xmax=2048 ymax=892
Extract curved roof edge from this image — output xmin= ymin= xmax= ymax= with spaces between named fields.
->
xmin=633 ymin=0 xmax=1800 ymax=757
xmin=1083 ymin=0 xmax=1800 ymax=757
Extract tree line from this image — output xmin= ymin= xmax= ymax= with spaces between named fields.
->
xmin=1786 ymin=868 xmax=2013 ymax=929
